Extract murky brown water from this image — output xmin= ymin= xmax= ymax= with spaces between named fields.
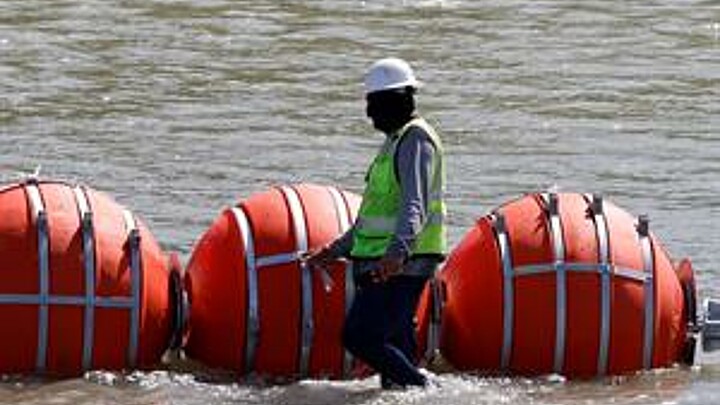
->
xmin=1 ymin=0 xmax=719 ymax=403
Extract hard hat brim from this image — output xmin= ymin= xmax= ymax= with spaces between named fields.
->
xmin=365 ymin=79 xmax=423 ymax=95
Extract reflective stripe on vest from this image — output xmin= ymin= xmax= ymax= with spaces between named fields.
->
xmin=351 ymin=117 xmax=447 ymax=258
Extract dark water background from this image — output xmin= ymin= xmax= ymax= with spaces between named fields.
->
xmin=1 ymin=1 xmax=719 ymax=403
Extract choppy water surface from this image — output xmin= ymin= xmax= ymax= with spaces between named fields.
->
xmin=1 ymin=0 xmax=719 ymax=403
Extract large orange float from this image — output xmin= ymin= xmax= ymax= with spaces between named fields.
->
xmin=0 ymin=179 xmax=178 ymax=376
xmin=184 ymin=183 xmax=360 ymax=379
xmin=418 ymin=192 xmax=697 ymax=378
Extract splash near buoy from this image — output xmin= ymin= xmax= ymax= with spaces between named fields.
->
xmin=0 ymin=180 xmax=175 ymax=376
xmin=418 ymin=192 xmax=694 ymax=378
xmin=184 ymin=184 xmax=360 ymax=379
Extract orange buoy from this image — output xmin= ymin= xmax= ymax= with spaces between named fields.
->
xmin=184 ymin=183 xmax=360 ymax=379
xmin=418 ymin=192 xmax=693 ymax=378
xmin=0 ymin=179 xmax=175 ymax=376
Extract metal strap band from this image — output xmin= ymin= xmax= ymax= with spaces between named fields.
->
xmin=230 ymin=206 xmax=258 ymax=374
xmin=542 ymin=193 xmax=567 ymax=374
xmin=73 ymin=186 xmax=96 ymax=370
xmin=327 ymin=187 xmax=355 ymax=378
xmin=0 ymin=294 xmax=134 ymax=307
xmin=122 ymin=210 xmax=141 ymax=368
xmin=255 ymin=252 xmax=301 ymax=268
xmin=25 ymin=182 xmax=49 ymax=373
xmin=512 ymin=263 xmax=648 ymax=282
xmin=614 ymin=267 xmax=649 ymax=282
xmin=492 ymin=213 xmax=514 ymax=371
xmin=637 ymin=216 xmax=655 ymax=369
xmin=280 ymin=186 xmax=313 ymax=377
xmin=514 ymin=262 xmax=595 ymax=276
xmin=327 ymin=187 xmax=351 ymax=232
xmin=588 ymin=194 xmax=612 ymax=376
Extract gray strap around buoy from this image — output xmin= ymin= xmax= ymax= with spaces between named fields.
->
xmin=279 ymin=186 xmax=313 ymax=377
xmin=491 ymin=211 xmax=514 ymax=371
xmin=73 ymin=185 xmax=97 ymax=371
xmin=541 ymin=193 xmax=568 ymax=374
xmin=122 ymin=209 xmax=142 ymax=368
xmin=637 ymin=215 xmax=655 ymax=369
xmin=230 ymin=205 xmax=258 ymax=374
xmin=587 ymin=194 xmax=612 ymax=376
xmin=327 ymin=186 xmax=355 ymax=378
xmin=24 ymin=180 xmax=50 ymax=374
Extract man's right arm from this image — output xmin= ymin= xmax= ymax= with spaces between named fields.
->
xmin=324 ymin=225 xmax=355 ymax=259
xmin=304 ymin=225 xmax=354 ymax=270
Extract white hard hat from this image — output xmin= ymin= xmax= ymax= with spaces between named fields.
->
xmin=364 ymin=58 xmax=422 ymax=94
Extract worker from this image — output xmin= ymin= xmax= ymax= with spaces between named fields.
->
xmin=305 ymin=57 xmax=447 ymax=389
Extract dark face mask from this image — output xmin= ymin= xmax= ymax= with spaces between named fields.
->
xmin=365 ymin=88 xmax=416 ymax=134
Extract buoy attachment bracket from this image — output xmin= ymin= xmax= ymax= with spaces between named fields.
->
xmin=168 ymin=252 xmax=188 ymax=352
xmin=701 ymin=298 xmax=720 ymax=352
xmin=636 ymin=215 xmax=650 ymax=237
xmin=589 ymin=194 xmax=603 ymax=215
xmin=544 ymin=192 xmax=559 ymax=217
xmin=424 ymin=277 xmax=446 ymax=362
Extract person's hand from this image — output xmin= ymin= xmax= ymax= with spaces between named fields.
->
xmin=371 ymin=255 xmax=404 ymax=283
xmin=301 ymin=247 xmax=338 ymax=292
xmin=301 ymin=246 xmax=334 ymax=271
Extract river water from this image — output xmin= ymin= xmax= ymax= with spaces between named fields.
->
xmin=1 ymin=0 xmax=719 ymax=403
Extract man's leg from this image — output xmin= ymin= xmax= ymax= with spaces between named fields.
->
xmin=343 ymin=275 xmax=428 ymax=387
xmin=381 ymin=305 xmax=420 ymax=388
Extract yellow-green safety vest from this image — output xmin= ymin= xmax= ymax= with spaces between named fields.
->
xmin=351 ymin=117 xmax=447 ymax=258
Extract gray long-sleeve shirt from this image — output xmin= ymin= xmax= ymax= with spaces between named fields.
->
xmin=327 ymin=121 xmax=442 ymax=277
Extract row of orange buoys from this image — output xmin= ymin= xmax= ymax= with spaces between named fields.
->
xmin=0 ymin=179 xmax=700 ymax=379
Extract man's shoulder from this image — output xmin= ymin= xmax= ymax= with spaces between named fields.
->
xmin=401 ymin=123 xmax=437 ymax=151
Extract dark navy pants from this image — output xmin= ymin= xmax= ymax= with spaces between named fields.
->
xmin=342 ymin=274 xmax=429 ymax=388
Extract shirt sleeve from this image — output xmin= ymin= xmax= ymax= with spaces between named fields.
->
xmin=384 ymin=125 xmax=436 ymax=260
xmin=325 ymin=225 xmax=355 ymax=259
